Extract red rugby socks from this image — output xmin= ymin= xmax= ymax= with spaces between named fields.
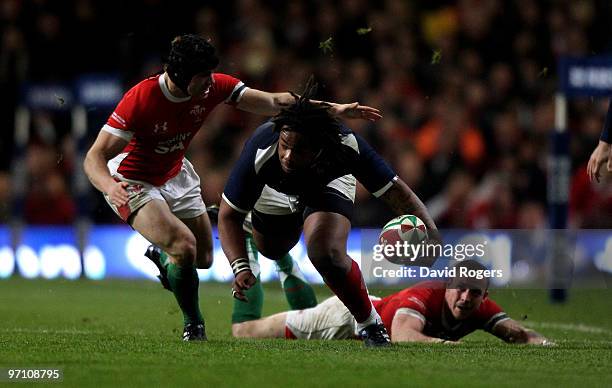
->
xmin=324 ymin=260 xmax=378 ymax=325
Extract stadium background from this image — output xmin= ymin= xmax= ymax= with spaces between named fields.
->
xmin=1 ymin=2 xmax=612 ymax=387
xmin=0 ymin=0 xmax=611 ymax=283
xmin=2 ymin=0 xmax=612 ymax=227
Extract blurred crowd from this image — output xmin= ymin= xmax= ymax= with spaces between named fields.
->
xmin=1 ymin=0 xmax=611 ymax=228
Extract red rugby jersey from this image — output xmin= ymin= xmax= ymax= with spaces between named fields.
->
xmin=104 ymin=73 xmax=246 ymax=186
xmin=373 ymin=280 xmax=508 ymax=341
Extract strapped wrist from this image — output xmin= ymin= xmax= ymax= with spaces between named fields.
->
xmin=231 ymin=257 xmax=251 ymax=276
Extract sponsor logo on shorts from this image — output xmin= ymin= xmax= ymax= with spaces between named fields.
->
xmin=127 ymin=184 xmax=144 ymax=196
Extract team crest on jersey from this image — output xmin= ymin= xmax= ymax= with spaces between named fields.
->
xmin=154 ymin=121 xmax=168 ymax=134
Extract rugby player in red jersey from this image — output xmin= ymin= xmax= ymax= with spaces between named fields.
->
xmin=231 ymin=260 xmax=553 ymax=346
xmin=83 ymin=34 xmax=381 ymax=341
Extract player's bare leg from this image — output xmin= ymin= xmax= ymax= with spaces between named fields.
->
xmin=181 ymin=212 xmax=214 ymax=269
xmin=132 ymin=199 xmax=206 ymax=341
xmin=132 ymin=200 xmax=197 ymax=266
xmin=232 ymin=312 xmax=288 ymax=339
xmin=303 ymin=211 xmax=390 ymax=347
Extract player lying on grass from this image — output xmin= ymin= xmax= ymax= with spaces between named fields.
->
xmin=232 ymin=260 xmax=554 ymax=345
xmin=218 ymin=78 xmax=442 ymax=347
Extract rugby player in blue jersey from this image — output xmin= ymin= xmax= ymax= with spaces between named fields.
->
xmin=218 ymin=79 xmax=441 ymax=347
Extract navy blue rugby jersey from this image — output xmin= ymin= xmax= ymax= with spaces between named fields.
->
xmin=222 ymin=121 xmax=397 ymax=213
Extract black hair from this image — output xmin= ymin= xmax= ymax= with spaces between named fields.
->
xmin=271 ymin=77 xmax=349 ymax=166
xmin=164 ymin=34 xmax=219 ymax=94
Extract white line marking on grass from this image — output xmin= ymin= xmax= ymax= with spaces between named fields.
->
xmin=526 ymin=321 xmax=612 ymax=335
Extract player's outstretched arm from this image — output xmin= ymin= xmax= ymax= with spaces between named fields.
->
xmin=390 ymin=313 xmax=459 ymax=344
xmin=491 ymin=319 xmax=555 ymax=346
xmin=236 ymin=88 xmax=382 ymax=121
xmin=83 ymin=130 xmax=130 ymax=207
xmin=218 ymin=200 xmax=256 ymax=301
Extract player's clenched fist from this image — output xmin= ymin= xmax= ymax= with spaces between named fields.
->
xmin=232 ymin=270 xmax=257 ymax=302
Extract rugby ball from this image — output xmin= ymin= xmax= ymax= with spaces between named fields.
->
xmin=378 ymin=215 xmax=428 ymax=263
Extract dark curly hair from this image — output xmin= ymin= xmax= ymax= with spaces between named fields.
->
xmin=164 ymin=34 xmax=219 ymax=93
xmin=271 ymin=77 xmax=345 ymax=157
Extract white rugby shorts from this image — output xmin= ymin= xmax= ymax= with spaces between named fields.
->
xmin=104 ymin=154 xmax=206 ymax=222
xmin=285 ymin=296 xmax=357 ymax=340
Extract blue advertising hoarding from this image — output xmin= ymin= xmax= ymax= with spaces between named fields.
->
xmin=16 ymin=226 xmax=80 ymax=279
xmin=559 ymin=56 xmax=612 ymax=97
xmin=0 ymin=226 xmax=610 ymax=287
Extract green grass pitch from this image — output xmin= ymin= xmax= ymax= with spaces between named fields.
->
xmin=1 ymin=278 xmax=611 ymax=387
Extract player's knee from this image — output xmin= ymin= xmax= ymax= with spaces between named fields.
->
xmin=196 ymin=248 xmax=213 ymax=269
xmin=169 ymin=233 xmax=197 ymax=266
xmin=307 ymin=241 xmax=346 ymax=270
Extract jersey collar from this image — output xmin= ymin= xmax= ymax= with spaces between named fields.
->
xmin=159 ymin=73 xmax=191 ymax=103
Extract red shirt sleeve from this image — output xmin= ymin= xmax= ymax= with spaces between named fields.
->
xmin=107 ymin=86 xmax=140 ymax=132
xmin=394 ymin=287 xmax=434 ymax=321
xmin=211 ymin=73 xmax=245 ymax=105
